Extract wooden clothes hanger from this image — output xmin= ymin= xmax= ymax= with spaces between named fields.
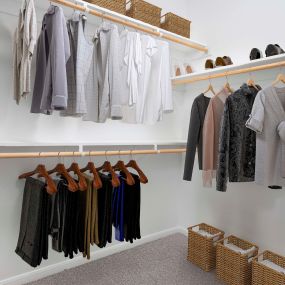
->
xmin=97 ymin=151 xmax=120 ymax=188
xmin=125 ymin=151 xmax=148 ymax=184
xmin=46 ymin=154 xmax=78 ymax=192
xmin=19 ymin=164 xmax=57 ymax=195
xmin=80 ymin=152 xmax=103 ymax=190
xmin=272 ymin=73 xmax=285 ymax=86
xmin=247 ymin=73 xmax=259 ymax=91
xmin=67 ymin=156 xmax=87 ymax=191
xmin=203 ymin=83 xmax=216 ymax=96
xmin=203 ymin=76 xmax=216 ymax=96
xmin=224 ymin=73 xmax=234 ymax=93
xmin=113 ymin=159 xmax=135 ymax=186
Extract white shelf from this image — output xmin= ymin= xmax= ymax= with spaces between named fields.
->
xmin=0 ymin=140 xmax=187 ymax=148
xmin=172 ymin=53 xmax=285 ymax=85
xmin=51 ymin=0 xmax=207 ymax=52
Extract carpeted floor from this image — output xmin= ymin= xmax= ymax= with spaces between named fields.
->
xmin=26 ymin=233 xmax=222 ymax=285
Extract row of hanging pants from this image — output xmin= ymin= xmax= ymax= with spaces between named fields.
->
xmin=15 ymin=172 xmax=141 ymax=267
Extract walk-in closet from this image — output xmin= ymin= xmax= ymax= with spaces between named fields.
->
xmin=1 ymin=0 xmax=285 ymax=284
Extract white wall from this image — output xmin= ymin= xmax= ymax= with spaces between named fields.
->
xmin=177 ymin=0 xmax=285 ymax=257
xmin=0 ymin=0 xmax=184 ymax=283
xmin=1 ymin=0 xmax=285 ymax=283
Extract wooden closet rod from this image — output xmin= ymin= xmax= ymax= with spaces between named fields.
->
xmin=173 ymin=60 xmax=285 ymax=85
xmin=50 ymin=0 xmax=208 ymax=52
xmin=0 ymin=149 xmax=186 ymax=159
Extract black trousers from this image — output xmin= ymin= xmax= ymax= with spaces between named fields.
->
xmin=15 ymin=177 xmax=50 ymax=267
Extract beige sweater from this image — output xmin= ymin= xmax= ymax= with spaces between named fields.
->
xmin=202 ymin=88 xmax=230 ymax=187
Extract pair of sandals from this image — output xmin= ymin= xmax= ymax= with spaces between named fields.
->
xmin=250 ymin=44 xmax=285 ymax=60
xmin=205 ymin=56 xmax=233 ymax=69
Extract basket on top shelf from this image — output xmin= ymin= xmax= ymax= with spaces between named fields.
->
xmin=216 ymin=235 xmax=259 ymax=285
xmin=85 ymin=0 xmax=127 ymax=15
xmin=252 ymin=250 xmax=285 ymax=285
xmin=161 ymin=13 xmax=191 ymax=38
xmin=126 ymin=0 xmax=162 ymax=27
xmin=187 ymin=223 xmax=225 ymax=272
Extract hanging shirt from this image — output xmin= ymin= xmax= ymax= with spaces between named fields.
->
xmin=13 ymin=0 xmax=37 ymax=104
xmin=119 ymin=30 xmax=142 ymax=107
xmin=183 ymin=94 xmax=210 ymax=181
xmin=216 ymin=84 xmax=261 ymax=192
xmin=202 ymin=88 xmax=230 ymax=187
xmin=83 ymin=36 xmax=99 ymax=122
xmin=31 ymin=5 xmax=70 ymax=114
xmin=136 ymin=35 xmax=158 ymax=124
xmin=142 ymin=39 xmax=173 ymax=124
xmin=95 ymin=22 xmax=123 ymax=122
xmin=246 ymin=86 xmax=285 ymax=188
xmin=61 ymin=12 xmax=93 ymax=117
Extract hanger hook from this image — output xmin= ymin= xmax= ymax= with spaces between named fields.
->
xmin=89 ymin=150 xmax=91 ymax=162
xmin=105 ymin=150 xmax=108 ymax=161
xmin=58 ymin=151 xmax=61 ymax=163
xmin=119 ymin=150 xmax=121 ymax=161
xmin=73 ymin=151 xmax=75 ymax=163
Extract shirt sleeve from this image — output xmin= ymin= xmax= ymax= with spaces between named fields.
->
xmin=161 ymin=43 xmax=173 ymax=113
xmin=246 ymin=91 xmax=265 ymax=133
xmin=183 ymin=99 xmax=201 ymax=181
xmin=109 ymin=26 xmax=123 ymax=120
xmin=216 ymin=99 xmax=230 ymax=192
xmin=50 ymin=7 xmax=71 ymax=110
xmin=202 ymin=100 xmax=214 ymax=187
xmin=26 ymin=0 xmax=37 ymax=55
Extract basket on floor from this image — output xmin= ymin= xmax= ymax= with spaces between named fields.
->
xmin=187 ymin=223 xmax=224 ymax=272
xmin=85 ymin=0 xmax=126 ymax=15
xmin=161 ymin=13 xmax=191 ymax=38
xmin=216 ymin=235 xmax=259 ymax=285
xmin=126 ymin=0 xmax=162 ymax=27
xmin=252 ymin=250 xmax=285 ymax=285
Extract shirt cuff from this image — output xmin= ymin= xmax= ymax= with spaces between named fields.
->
xmin=246 ymin=116 xmax=263 ymax=133
xmin=111 ymin=105 xmax=123 ymax=120
xmin=52 ymin=95 xmax=67 ymax=110
xmin=202 ymin=170 xmax=215 ymax=188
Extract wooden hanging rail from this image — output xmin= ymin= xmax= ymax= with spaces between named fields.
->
xmin=49 ymin=0 xmax=208 ymax=52
xmin=172 ymin=59 xmax=285 ymax=85
xmin=0 ymin=148 xmax=186 ymax=159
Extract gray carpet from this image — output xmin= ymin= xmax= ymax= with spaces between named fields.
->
xmin=26 ymin=234 xmax=222 ymax=285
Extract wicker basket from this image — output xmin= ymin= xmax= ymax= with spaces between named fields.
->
xmin=161 ymin=13 xmax=191 ymax=38
xmin=216 ymin=235 xmax=259 ymax=285
xmin=85 ymin=0 xmax=126 ymax=15
xmin=252 ymin=251 xmax=285 ymax=285
xmin=126 ymin=0 xmax=162 ymax=27
xmin=187 ymin=223 xmax=224 ymax=272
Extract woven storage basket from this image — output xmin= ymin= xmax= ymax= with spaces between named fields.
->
xmin=161 ymin=13 xmax=191 ymax=38
xmin=126 ymin=0 xmax=162 ymax=27
xmin=252 ymin=251 xmax=285 ymax=285
xmin=187 ymin=223 xmax=224 ymax=272
xmin=85 ymin=0 xmax=126 ymax=15
xmin=216 ymin=235 xmax=259 ymax=285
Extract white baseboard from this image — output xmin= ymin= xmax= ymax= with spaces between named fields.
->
xmin=1 ymin=227 xmax=184 ymax=285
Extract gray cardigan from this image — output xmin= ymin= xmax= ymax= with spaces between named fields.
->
xmin=183 ymin=94 xmax=210 ymax=181
xmin=31 ymin=6 xmax=70 ymax=114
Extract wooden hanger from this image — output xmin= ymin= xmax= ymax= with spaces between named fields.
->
xmin=97 ymin=152 xmax=120 ymax=188
xmin=224 ymin=74 xmax=234 ymax=93
xmin=247 ymin=78 xmax=259 ymax=91
xmin=67 ymin=158 xmax=87 ymax=191
xmin=272 ymin=73 xmax=285 ymax=86
xmin=203 ymin=81 xmax=216 ymax=96
xmin=80 ymin=152 xmax=103 ymax=190
xmin=126 ymin=154 xmax=148 ymax=184
xmin=47 ymin=160 xmax=78 ymax=192
xmin=113 ymin=159 xmax=135 ymax=186
xmin=19 ymin=164 xmax=57 ymax=195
